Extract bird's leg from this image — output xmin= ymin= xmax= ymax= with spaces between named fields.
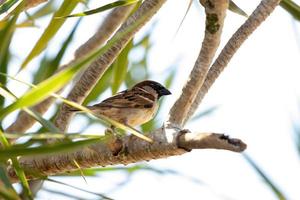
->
xmin=105 ymin=125 xmax=123 ymax=156
xmin=105 ymin=125 xmax=117 ymax=136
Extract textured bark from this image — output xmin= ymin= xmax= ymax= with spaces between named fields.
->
xmin=184 ymin=0 xmax=281 ymax=123
xmin=5 ymin=6 xmax=134 ymax=134
xmin=168 ymin=0 xmax=228 ymax=128
xmin=54 ymin=0 xmax=167 ymax=132
xmin=7 ymin=128 xmax=246 ymax=182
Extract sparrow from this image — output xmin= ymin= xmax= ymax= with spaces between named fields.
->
xmin=72 ymin=80 xmax=171 ymax=127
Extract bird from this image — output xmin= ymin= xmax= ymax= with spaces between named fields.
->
xmin=71 ymin=80 xmax=171 ymax=128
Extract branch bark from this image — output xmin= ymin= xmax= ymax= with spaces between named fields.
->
xmin=7 ymin=128 xmax=246 ymax=182
xmin=5 ymin=5 xmax=135 ymax=134
xmin=54 ymin=0 xmax=167 ymax=132
xmin=168 ymin=0 xmax=228 ymax=128
xmin=24 ymin=0 xmax=48 ymax=10
xmin=184 ymin=0 xmax=281 ymax=123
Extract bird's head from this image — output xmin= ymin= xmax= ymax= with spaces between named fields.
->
xmin=133 ymin=80 xmax=171 ymax=99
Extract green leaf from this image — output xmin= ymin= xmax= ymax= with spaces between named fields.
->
xmin=20 ymin=0 xmax=81 ymax=69
xmin=164 ymin=69 xmax=176 ymax=88
xmin=83 ymin=67 xmax=113 ymax=105
xmin=0 ymin=129 xmax=32 ymax=199
xmin=174 ymin=0 xmax=192 ymax=37
xmin=228 ymin=0 xmax=248 ymax=18
xmin=191 ymin=105 xmax=218 ymax=121
xmin=10 ymin=157 xmax=32 ymax=199
xmin=280 ymin=0 xmax=300 ymax=21
xmin=0 ymin=85 xmax=60 ymax=132
xmin=0 ymin=0 xmax=20 ymax=15
xmin=0 ymin=165 xmax=16 ymax=191
xmin=125 ymin=33 xmax=152 ymax=87
xmin=0 ymin=187 xmax=19 ymax=200
xmin=1 ymin=5 xmax=156 ymax=142
xmin=61 ymin=0 xmax=139 ymax=18
xmin=0 ymin=10 xmax=19 ymax=108
xmin=33 ymin=18 xmax=81 ymax=84
xmin=243 ymin=154 xmax=287 ymax=200
xmin=26 ymin=1 xmax=54 ymax=19
xmin=2 ymin=132 xmax=103 ymax=140
xmin=46 ymin=178 xmax=113 ymax=200
xmin=111 ymin=39 xmax=133 ymax=94
xmin=0 ymin=138 xmax=102 ymax=159
xmin=0 ymin=72 xmax=153 ymax=142
xmin=0 ymin=60 xmax=85 ymax=119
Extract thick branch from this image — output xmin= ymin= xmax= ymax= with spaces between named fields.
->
xmin=5 ymin=6 xmax=134 ymax=134
xmin=184 ymin=0 xmax=281 ymax=123
xmin=7 ymin=129 xmax=246 ymax=182
xmin=168 ymin=0 xmax=228 ymax=128
xmin=54 ymin=0 xmax=167 ymax=131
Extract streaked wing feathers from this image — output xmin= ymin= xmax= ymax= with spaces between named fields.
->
xmin=90 ymin=88 xmax=155 ymax=109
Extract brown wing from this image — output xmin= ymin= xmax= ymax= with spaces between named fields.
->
xmin=90 ymin=88 xmax=155 ymax=109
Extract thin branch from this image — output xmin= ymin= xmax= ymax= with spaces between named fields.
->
xmin=168 ymin=0 xmax=228 ymax=128
xmin=24 ymin=0 xmax=48 ymax=10
xmin=5 ymin=6 xmax=135 ymax=134
xmin=7 ymin=128 xmax=246 ymax=182
xmin=184 ymin=0 xmax=281 ymax=123
xmin=54 ymin=0 xmax=167 ymax=132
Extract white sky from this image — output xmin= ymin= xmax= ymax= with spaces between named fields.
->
xmin=3 ymin=0 xmax=300 ymax=199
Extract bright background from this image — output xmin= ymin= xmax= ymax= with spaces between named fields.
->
xmin=3 ymin=0 xmax=300 ymax=199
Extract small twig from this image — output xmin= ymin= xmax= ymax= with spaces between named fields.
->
xmin=184 ymin=0 xmax=281 ymax=123
xmin=54 ymin=0 xmax=168 ymax=132
xmin=7 ymin=128 xmax=246 ymax=182
xmin=5 ymin=6 xmax=135 ymax=134
xmin=178 ymin=132 xmax=246 ymax=152
xmin=168 ymin=0 xmax=229 ymax=128
xmin=24 ymin=0 xmax=48 ymax=10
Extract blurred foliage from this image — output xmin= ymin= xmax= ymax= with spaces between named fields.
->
xmin=0 ymin=8 xmax=17 ymax=109
xmin=292 ymin=121 xmax=300 ymax=156
xmin=243 ymin=154 xmax=287 ymax=200
xmin=45 ymin=178 xmax=113 ymax=200
xmin=62 ymin=0 xmax=140 ymax=18
xmin=0 ymin=0 xmax=20 ymax=15
xmin=33 ymin=18 xmax=82 ymax=84
xmin=42 ymin=164 xmax=204 ymax=200
xmin=20 ymin=0 xmax=81 ymax=70
xmin=191 ymin=105 xmax=218 ymax=121
xmin=291 ymin=102 xmax=300 ymax=157
xmin=228 ymin=0 xmax=248 ymax=17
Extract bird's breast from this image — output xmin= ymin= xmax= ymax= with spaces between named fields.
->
xmin=126 ymin=103 xmax=159 ymax=126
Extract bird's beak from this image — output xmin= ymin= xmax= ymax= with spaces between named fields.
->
xmin=160 ymin=88 xmax=171 ymax=96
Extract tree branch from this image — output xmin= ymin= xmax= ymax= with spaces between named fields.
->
xmin=5 ymin=6 xmax=135 ymax=134
xmin=24 ymin=0 xmax=48 ymax=10
xmin=184 ymin=0 xmax=281 ymax=123
xmin=7 ymin=128 xmax=246 ymax=182
xmin=168 ymin=0 xmax=228 ymax=128
xmin=54 ymin=0 xmax=167 ymax=132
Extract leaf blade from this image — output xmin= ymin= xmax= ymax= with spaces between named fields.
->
xmin=20 ymin=0 xmax=80 ymax=69
xmin=62 ymin=0 xmax=139 ymax=18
